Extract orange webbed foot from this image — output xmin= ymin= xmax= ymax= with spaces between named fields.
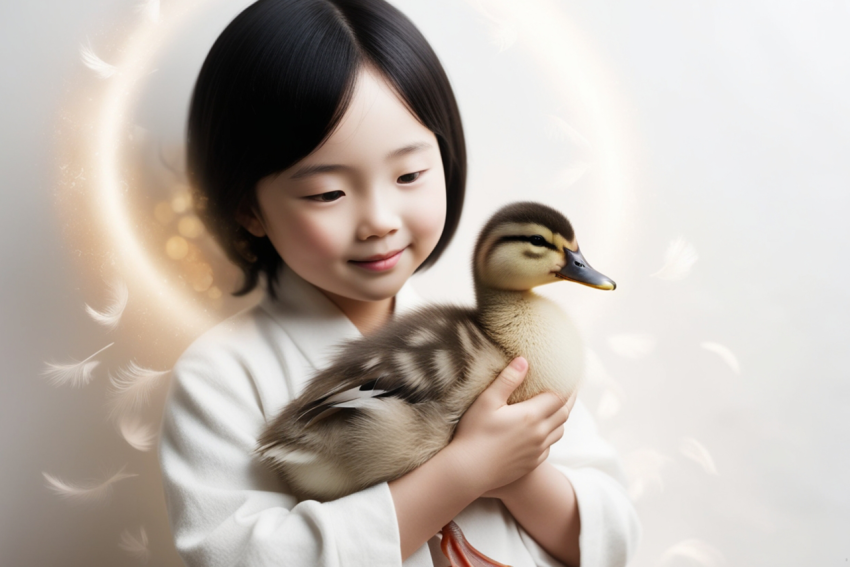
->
xmin=440 ymin=521 xmax=512 ymax=567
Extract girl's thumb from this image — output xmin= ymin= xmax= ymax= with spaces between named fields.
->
xmin=488 ymin=357 xmax=528 ymax=403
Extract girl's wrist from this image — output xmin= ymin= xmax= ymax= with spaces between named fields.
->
xmin=439 ymin=441 xmax=491 ymax=498
xmin=493 ymin=463 xmax=545 ymax=505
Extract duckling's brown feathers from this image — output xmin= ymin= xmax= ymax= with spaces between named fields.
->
xmin=257 ymin=305 xmax=510 ymax=501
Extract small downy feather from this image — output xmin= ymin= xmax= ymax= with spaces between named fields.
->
xmin=108 ymin=362 xmax=170 ymax=419
xmin=700 ymin=341 xmax=741 ymax=374
xmin=607 ymin=333 xmax=657 ymax=359
xmin=136 ymin=0 xmax=160 ymax=23
xmin=545 ymin=114 xmax=593 ymax=189
xmin=596 ymin=387 xmax=623 ymax=419
xmin=80 ymin=39 xmax=116 ymax=79
xmin=651 ymin=237 xmax=698 ymax=280
xmin=85 ymin=279 xmax=128 ymax=330
xmin=118 ymin=415 xmax=157 ymax=452
xmin=660 ymin=539 xmax=727 ymax=567
xmin=42 ymin=342 xmax=114 ymax=388
xmin=472 ymin=0 xmax=518 ymax=52
xmin=119 ymin=526 xmax=150 ymax=562
xmin=42 ymin=466 xmax=136 ymax=504
xmin=622 ymin=448 xmax=672 ymax=501
xmin=680 ymin=437 xmax=718 ymax=475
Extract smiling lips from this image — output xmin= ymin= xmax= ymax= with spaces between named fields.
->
xmin=349 ymin=248 xmax=406 ymax=272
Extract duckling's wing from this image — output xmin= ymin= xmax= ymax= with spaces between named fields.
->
xmin=291 ymin=305 xmax=488 ymax=427
xmin=298 ymin=375 xmax=403 ymax=426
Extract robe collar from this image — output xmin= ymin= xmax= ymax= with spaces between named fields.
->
xmin=259 ymin=265 xmax=426 ymax=370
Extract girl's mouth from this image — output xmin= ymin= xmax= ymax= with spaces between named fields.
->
xmin=349 ymin=248 xmax=406 ymax=272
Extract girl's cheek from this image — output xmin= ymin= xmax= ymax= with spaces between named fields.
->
xmin=408 ymin=182 xmax=447 ymax=245
xmin=277 ymin=210 xmax=348 ymax=264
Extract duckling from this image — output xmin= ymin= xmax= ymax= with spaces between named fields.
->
xmin=257 ymin=202 xmax=615 ymax=503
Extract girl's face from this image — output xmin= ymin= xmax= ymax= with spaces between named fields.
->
xmin=244 ymin=65 xmax=447 ymax=304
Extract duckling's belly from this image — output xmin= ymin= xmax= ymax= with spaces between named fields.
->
xmin=485 ymin=295 xmax=584 ymax=404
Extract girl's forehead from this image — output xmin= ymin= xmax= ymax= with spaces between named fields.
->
xmin=308 ymin=66 xmax=436 ymax=163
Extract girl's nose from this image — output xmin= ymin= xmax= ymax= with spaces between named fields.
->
xmin=356 ymin=193 xmax=402 ymax=241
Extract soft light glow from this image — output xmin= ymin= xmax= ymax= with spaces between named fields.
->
xmin=89 ymin=0 xmax=210 ymax=332
xmin=69 ymin=0 xmax=634 ymax=335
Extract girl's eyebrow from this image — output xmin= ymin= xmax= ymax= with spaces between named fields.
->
xmin=289 ymin=141 xmax=433 ymax=179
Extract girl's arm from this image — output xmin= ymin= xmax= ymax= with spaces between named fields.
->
xmin=389 ymin=357 xmax=570 ymax=561
xmin=491 ymin=462 xmax=581 ymax=567
xmin=492 ymin=397 xmax=642 ymax=567
xmin=160 ymin=331 xmax=412 ymax=567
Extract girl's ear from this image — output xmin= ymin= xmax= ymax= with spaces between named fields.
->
xmin=236 ymin=208 xmax=267 ymax=238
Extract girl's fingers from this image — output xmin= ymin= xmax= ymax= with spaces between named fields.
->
xmin=543 ymin=403 xmax=569 ymax=431
xmin=482 ymin=357 xmax=528 ymax=407
xmin=564 ymin=390 xmax=578 ymax=412
xmin=518 ymin=391 xmax=565 ymax=418
xmin=543 ymin=424 xmax=565 ymax=448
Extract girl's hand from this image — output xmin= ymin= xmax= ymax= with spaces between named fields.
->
xmin=445 ymin=357 xmax=571 ymax=496
xmin=481 ymin=389 xmax=578 ymax=500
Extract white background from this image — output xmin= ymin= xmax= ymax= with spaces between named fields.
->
xmin=1 ymin=0 xmax=848 ymax=565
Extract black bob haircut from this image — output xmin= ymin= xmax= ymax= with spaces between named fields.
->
xmin=187 ymin=0 xmax=467 ymax=297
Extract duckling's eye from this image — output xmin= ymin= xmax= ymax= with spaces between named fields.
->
xmin=308 ymin=190 xmax=345 ymax=202
xmin=397 ymin=171 xmax=421 ymax=184
xmin=529 ymin=235 xmax=547 ymax=247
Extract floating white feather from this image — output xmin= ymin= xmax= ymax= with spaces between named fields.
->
xmin=108 ymin=362 xmax=170 ymax=419
xmin=596 ymin=388 xmax=622 ymax=419
xmin=700 ymin=341 xmax=741 ymax=374
xmin=85 ymin=279 xmax=128 ymax=330
xmin=80 ymin=40 xmax=116 ymax=79
xmin=651 ymin=237 xmax=698 ymax=280
xmin=545 ymin=114 xmax=593 ymax=152
xmin=583 ymin=347 xmax=613 ymax=387
xmin=136 ymin=0 xmax=160 ymax=23
xmin=622 ymin=448 xmax=672 ymax=501
xmin=119 ymin=526 xmax=150 ymax=562
xmin=607 ymin=333 xmax=657 ymax=359
xmin=545 ymin=114 xmax=593 ymax=189
xmin=42 ymin=342 xmax=114 ymax=388
xmin=118 ymin=416 xmax=157 ymax=452
xmin=660 ymin=539 xmax=727 ymax=566
xmin=680 ymin=437 xmax=719 ymax=475
xmin=42 ymin=466 xmax=136 ymax=504
xmin=472 ymin=0 xmax=519 ymax=52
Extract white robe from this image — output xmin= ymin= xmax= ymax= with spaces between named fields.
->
xmin=158 ymin=266 xmax=641 ymax=567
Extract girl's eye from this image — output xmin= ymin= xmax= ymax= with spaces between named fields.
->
xmin=397 ymin=171 xmax=422 ymax=184
xmin=308 ymin=190 xmax=345 ymax=202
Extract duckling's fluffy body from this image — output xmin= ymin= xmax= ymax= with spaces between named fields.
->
xmin=257 ymin=202 xmax=609 ymax=502
xmin=258 ymin=298 xmax=581 ymax=501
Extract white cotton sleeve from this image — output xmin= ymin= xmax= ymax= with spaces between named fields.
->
xmin=158 ymin=346 xmax=405 ymax=567
xmin=546 ymin=399 xmax=642 ymax=567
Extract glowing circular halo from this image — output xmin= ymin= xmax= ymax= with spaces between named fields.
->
xmin=72 ymin=0 xmax=633 ymax=336
xmin=85 ymin=0 xmax=215 ymax=335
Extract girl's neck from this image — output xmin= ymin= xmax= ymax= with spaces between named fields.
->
xmin=319 ymin=289 xmax=396 ymax=336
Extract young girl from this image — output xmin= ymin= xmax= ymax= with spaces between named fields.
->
xmin=158 ymin=1 xmax=641 ymax=566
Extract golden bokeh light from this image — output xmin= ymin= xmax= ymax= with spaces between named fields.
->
xmin=165 ymin=235 xmax=189 ymax=260
xmin=185 ymin=261 xmax=214 ymax=292
xmin=171 ymin=190 xmax=191 ymax=214
xmin=154 ymin=201 xmax=174 ymax=225
xmin=177 ymin=216 xmax=204 ymax=238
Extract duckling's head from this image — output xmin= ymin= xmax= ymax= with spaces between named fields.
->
xmin=473 ymin=202 xmax=616 ymax=292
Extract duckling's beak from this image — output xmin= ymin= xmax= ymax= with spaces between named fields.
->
xmin=556 ymin=247 xmax=617 ymax=290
